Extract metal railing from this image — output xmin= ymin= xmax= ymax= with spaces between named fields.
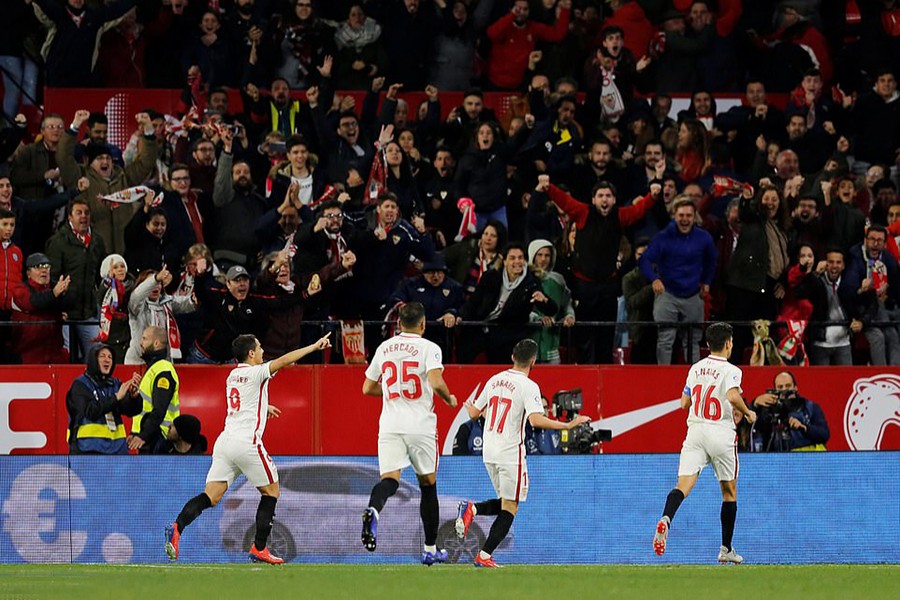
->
xmin=0 ymin=318 xmax=891 ymax=365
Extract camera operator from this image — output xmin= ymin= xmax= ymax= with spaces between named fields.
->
xmin=751 ymin=371 xmax=830 ymax=452
xmin=524 ymin=396 xmax=562 ymax=455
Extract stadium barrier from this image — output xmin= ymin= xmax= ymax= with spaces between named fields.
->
xmin=0 ymin=454 xmax=896 ymax=565
xmin=1 ymin=364 xmax=899 ymax=455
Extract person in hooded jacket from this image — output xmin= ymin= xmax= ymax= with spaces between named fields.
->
xmin=527 ymin=239 xmax=575 ymax=364
xmin=66 ymin=343 xmax=141 ymax=454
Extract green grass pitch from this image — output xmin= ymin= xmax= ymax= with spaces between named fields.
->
xmin=0 ymin=564 xmax=897 ymax=600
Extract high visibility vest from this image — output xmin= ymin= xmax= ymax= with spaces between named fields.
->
xmin=133 ymin=359 xmax=180 ymax=438
xmin=270 ymin=101 xmax=300 ymax=138
xmin=70 ymin=374 xmax=128 ymax=454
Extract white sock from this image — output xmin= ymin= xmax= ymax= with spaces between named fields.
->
xmin=368 ymin=507 xmax=379 ymax=520
xmin=478 ymin=550 xmax=491 ymax=560
xmin=424 ymin=545 xmax=436 ymax=554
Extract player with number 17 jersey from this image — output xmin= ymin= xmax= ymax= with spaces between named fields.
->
xmin=365 ymin=332 xmax=443 ymax=436
xmin=683 ymin=355 xmax=742 ymax=430
xmin=474 ymin=370 xmax=544 ymax=469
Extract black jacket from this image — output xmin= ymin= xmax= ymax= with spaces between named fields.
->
xmin=461 ymin=269 xmax=557 ymax=324
xmin=193 ymin=271 xmax=305 ymax=362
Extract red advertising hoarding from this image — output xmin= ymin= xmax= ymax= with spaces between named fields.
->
xmin=1 ymin=365 xmax=898 ymax=455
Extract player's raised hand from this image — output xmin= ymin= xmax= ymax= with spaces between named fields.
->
xmin=313 ymin=333 xmax=332 ymax=350
xmin=267 ymin=405 xmax=282 ymax=419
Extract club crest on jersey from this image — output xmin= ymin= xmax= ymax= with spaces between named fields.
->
xmin=392 ymin=235 xmax=401 ymax=245
xmin=442 ymin=289 xmax=450 ymax=297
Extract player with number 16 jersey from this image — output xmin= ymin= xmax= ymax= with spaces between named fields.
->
xmin=653 ymin=323 xmax=756 ymax=565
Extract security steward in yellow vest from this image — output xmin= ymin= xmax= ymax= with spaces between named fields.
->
xmin=66 ymin=344 xmax=142 ymax=454
xmin=129 ymin=326 xmax=180 ymax=453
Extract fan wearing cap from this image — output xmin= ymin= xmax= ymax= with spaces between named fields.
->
xmin=57 ymin=109 xmax=160 ymax=255
xmin=187 ymin=260 xmax=310 ymax=364
xmin=10 ymin=253 xmax=72 ymax=364
xmin=73 ymin=113 xmax=125 ymax=168
xmin=389 ymin=257 xmax=464 ymax=357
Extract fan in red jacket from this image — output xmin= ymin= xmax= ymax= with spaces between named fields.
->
xmin=0 ymin=208 xmax=23 ymax=311
xmin=10 ymin=253 xmax=72 ymax=364
xmin=485 ymin=0 xmax=570 ymax=90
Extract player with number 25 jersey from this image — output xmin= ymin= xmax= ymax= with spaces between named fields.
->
xmin=361 ymin=303 xmax=458 ymax=565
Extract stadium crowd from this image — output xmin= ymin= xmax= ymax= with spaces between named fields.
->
xmin=2 ymin=0 xmax=900 ymax=366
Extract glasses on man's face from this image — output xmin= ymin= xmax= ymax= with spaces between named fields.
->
xmin=324 ymin=213 xmax=343 ymax=220
xmin=44 ymin=124 xmax=65 ymax=131
xmin=31 ymin=263 xmax=51 ymax=270
xmin=867 ymin=237 xmax=885 ymax=245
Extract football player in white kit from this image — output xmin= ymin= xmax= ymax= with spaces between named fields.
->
xmin=165 ymin=332 xmax=331 ymax=564
xmin=653 ymin=322 xmax=756 ymax=564
xmin=455 ymin=339 xmax=590 ymax=568
xmin=361 ymin=302 xmax=459 ymax=565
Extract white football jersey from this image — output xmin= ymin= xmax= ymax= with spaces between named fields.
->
xmin=682 ymin=355 xmax=742 ymax=430
xmin=365 ymin=332 xmax=443 ymax=435
xmin=222 ymin=362 xmax=275 ymax=443
xmin=474 ymin=369 xmax=544 ymax=465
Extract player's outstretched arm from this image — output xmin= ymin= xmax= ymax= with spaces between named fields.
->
xmin=726 ymin=388 xmax=756 ymax=424
xmin=465 ymin=401 xmax=482 ymax=420
xmin=427 ymin=369 xmax=457 ymax=407
xmin=528 ymin=413 xmax=591 ymax=431
xmin=268 ymin=334 xmax=332 ymax=375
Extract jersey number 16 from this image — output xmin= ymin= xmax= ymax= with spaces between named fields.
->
xmin=691 ymin=384 xmax=722 ymax=421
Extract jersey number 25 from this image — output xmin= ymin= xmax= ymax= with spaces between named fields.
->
xmin=382 ymin=361 xmax=422 ymax=400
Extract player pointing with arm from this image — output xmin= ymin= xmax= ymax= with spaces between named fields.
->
xmin=165 ymin=333 xmax=331 ymax=564
xmin=654 ymin=322 xmax=756 ymax=564
xmin=361 ymin=302 xmax=458 ymax=566
xmin=455 ymin=338 xmax=590 ymax=568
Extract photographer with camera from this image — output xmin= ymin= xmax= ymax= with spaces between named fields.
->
xmin=751 ymin=371 xmax=830 ymax=452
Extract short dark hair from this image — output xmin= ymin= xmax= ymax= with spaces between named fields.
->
xmin=317 ymin=199 xmax=342 ymax=216
xmin=338 ymin=110 xmax=358 ymax=123
xmin=600 ymin=25 xmax=624 ymax=39
xmin=66 ymin=198 xmax=89 ymax=216
xmin=147 ymin=207 xmax=168 ymax=221
xmin=398 ymin=302 xmax=426 ymax=329
xmin=377 ymin=191 xmax=399 ymax=206
xmin=868 ymin=224 xmax=888 ymax=236
xmin=0 ymin=208 xmax=14 ymax=220
xmin=285 ymin=135 xmax=307 ymax=153
xmin=824 ymin=246 xmax=845 ymax=260
xmin=512 ymin=338 xmax=538 ymax=366
xmin=87 ymin=112 xmax=108 ymax=127
xmin=706 ymin=322 xmax=733 ymax=352
xmin=591 ymin=180 xmax=618 ymax=198
xmin=232 ymin=334 xmax=259 ymax=362
xmin=503 ymin=242 xmax=526 ymax=259
xmin=191 ymin=138 xmax=214 ymax=152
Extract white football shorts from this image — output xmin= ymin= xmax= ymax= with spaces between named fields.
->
xmin=677 ymin=424 xmax=739 ymax=482
xmin=378 ymin=432 xmax=438 ymax=476
xmin=485 ymin=460 xmax=529 ymax=502
xmin=206 ymin=434 xmax=279 ymax=488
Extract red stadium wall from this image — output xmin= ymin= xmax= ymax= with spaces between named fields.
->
xmin=2 ymin=365 xmax=898 ymax=455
